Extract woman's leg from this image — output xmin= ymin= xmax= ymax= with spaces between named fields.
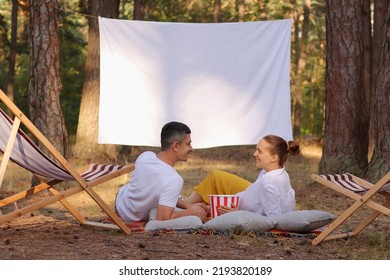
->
xmin=185 ymin=170 xmax=251 ymax=204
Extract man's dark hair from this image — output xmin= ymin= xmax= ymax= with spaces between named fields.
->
xmin=160 ymin=122 xmax=191 ymax=151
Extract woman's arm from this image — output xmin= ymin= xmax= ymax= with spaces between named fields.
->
xmin=260 ymin=185 xmax=282 ymax=216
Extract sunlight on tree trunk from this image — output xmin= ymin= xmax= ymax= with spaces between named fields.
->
xmin=6 ymin=0 xmax=18 ymax=115
xmin=292 ymin=0 xmax=310 ymax=139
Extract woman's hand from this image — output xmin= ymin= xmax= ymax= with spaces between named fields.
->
xmin=218 ymin=204 xmax=238 ymax=215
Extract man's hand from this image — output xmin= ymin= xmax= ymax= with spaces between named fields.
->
xmin=187 ymin=204 xmax=208 ymax=222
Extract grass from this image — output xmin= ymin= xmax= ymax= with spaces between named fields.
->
xmin=1 ymin=143 xmax=390 ymax=259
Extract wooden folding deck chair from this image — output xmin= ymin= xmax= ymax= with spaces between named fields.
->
xmin=311 ymin=171 xmax=390 ymax=245
xmin=0 ymin=89 xmax=135 ymax=234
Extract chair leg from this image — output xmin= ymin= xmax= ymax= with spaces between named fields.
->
xmin=349 ymin=198 xmax=390 ymax=236
xmin=47 ymin=187 xmax=86 ymax=224
xmin=0 ymin=183 xmax=52 ymax=207
xmin=312 ymin=198 xmax=390 ymax=246
xmin=0 ymin=178 xmax=85 ymax=223
xmin=0 ymin=186 xmax=85 ymax=224
xmin=312 ymin=197 xmax=368 ymax=246
xmin=80 ymin=186 xmax=131 ymax=235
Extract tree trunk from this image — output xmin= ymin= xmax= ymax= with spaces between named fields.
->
xmin=292 ymin=0 xmax=310 ymax=139
xmin=372 ymin=0 xmax=388 ymax=98
xmin=120 ymin=0 xmax=126 ymax=18
xmin=237 ymin=0 xmax=245 ymax=22
xmin=29 ymin=0 xmax=68 ymax=157
xmin=257 ymin=0 xmax=267 ymax=20
xmin=319 ymin=0 xmax=369 ymax=176
xmin=366 ymin=1 xmax=390 ymax=181
xmin=6 ymin=0 xmax=18 ymax=115
xmin=133 ymin=0 xmax=145 ymax=20
xmin=75 ymin=0 xmax=119 ymax=159
xmin=362 ymin=0 xmax=371 ymax=115
xmin=214 ymin=0 xmax=221 ymax=23
xmin=129 ymin=0 xmax=145 ymax=156
xmin=369 ymin=0 xmax=388 ymax=157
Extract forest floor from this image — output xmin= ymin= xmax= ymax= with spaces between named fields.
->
xmin=1 ymin=144 xmax=390 ymax=260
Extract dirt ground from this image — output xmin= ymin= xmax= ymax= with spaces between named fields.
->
xmin=1 ymin=186 xmax=390 ymax=260
xmin=0 ymin=212 xmax=335 ymax=260
xmin=1 ymin=145 xmax=389 ymax=260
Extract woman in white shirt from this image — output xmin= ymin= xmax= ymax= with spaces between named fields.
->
xmin=185 ymin=135 xmax=300 ymax=217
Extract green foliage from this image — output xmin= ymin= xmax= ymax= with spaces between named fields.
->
xmin=13 ymin=53 xmax=29 ymax=114
xmin=266 ymin=0 xmax=294 ymax=19
xmin=0 ymin=2 xmax=29 ymax=115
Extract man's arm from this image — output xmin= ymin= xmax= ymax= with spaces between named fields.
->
xmin=177 ymin=197 xmax=209 ymax=213
xmin=176 ymin=197 xmax=188 ymax=209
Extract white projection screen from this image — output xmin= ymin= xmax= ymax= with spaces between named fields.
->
xmin=98 ymin=17 xmax=293 ymax=148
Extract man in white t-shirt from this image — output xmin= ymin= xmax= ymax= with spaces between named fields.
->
xmin=115 ymin=122 xmax=207 ymax=223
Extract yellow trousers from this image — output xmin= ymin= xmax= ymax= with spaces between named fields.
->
xmin=193 ymin=170 xmax=251 ymax=204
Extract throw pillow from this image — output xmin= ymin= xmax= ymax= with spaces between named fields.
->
xmin=203 ymin=210 xmax=277 ymax=232
xmin=274 ymin=210 xmax=336 ymax=233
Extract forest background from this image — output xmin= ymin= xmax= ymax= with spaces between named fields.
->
xmin=0 ymin=0 xmax=389 ymax=184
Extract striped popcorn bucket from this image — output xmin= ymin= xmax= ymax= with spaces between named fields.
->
xmin=209 ymin=194 xmax=240 ymax=219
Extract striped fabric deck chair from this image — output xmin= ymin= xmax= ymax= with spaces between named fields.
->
xmin=311 ymin=172 xmax=390 ymax=245
xmin=0 ymin=89 xmax=135 ymax=234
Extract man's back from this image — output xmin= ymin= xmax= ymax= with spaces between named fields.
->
xmin=115 ymin=151 xmax=183 ymax=222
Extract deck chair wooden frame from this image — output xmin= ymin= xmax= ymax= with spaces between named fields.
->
xmin=311 ymin=171 xmax=390 ymax=246
xmin=0 ymin=89 xmax=134 ymax=234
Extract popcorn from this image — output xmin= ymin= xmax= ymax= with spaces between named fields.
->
xmin=208 ymin=195 xmax=240 ymax=219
